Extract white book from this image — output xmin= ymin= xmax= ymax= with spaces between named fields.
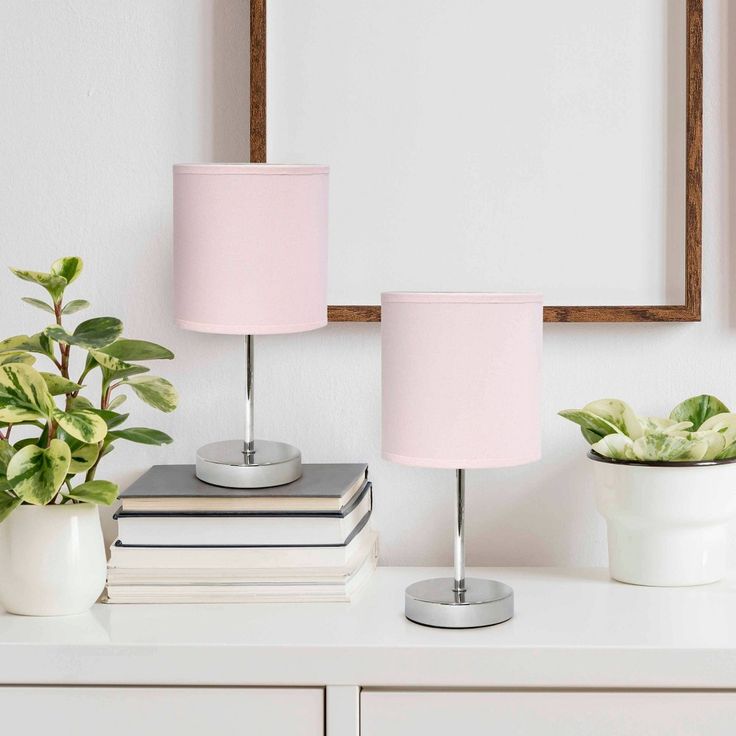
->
xmin=109 ymin=518 xmax=373 ymax=570
xmin=106 ymin=543 xmax=377 ymax=604
xmin=107 ymin=533 xmax=379 ymax=586
xmin=115 ymin=484 xmax=371 ymax=547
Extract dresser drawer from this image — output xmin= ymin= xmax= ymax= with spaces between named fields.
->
xmin=361 ymin=690 xmax=736 ymax=735
xmin=0 ymin=687 xmax=323 ymax=736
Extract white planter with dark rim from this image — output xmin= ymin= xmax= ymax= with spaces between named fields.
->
xmin=0 ymin=503 xmax=106 ymax=616
xmin=590 ymin=451 xmax=736 ymax=586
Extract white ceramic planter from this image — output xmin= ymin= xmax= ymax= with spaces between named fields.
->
xmin=591 ymin=452 xmax=736 ymax=586
xmin=0 ymin=503 xmax=106 ymax=615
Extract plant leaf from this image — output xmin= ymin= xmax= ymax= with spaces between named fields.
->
xmin=690 ymin=413 xmax=736 ymax=460
xmin=65 ymin=402 xmax=128 ymax=430
xmin=12 ymin=437 xmax=40 ymax=451
xmin=21 ymin=297 xmax=55 ymax=314
xmin=108 ymin=427 xmax=173 ymax=446
xmin=0 ymin=333 xmax=54 ymax=357
xmin=698 ymin=413 xmax=736 ymax=446
xmin=40 ymin=372 xmax=83 ymax=395
xmin=0 ymin=440 xmax=17 ymax=492
xmin=64 ymin=480 xmax=118 ymax=505
xmin=123 ymin=375 xmax=178 ymax=413
xmin=0 ymin=364 xmax=55 ymax=422
xmin=50 ymin=257 xmax=83 ymax=286
xmin=99 ymin=339 xmax=174 ymax=361
xmin=67 ymin=395 xmax=94 ymax=411
xmin=631 ymin=433 xmax=709 ymax=462
xmin=61 ymin=299 xmax=90 ymax=315
xmin=717 ymin=442 xmax=736 ymax=461
xmin=591 ymin=434 xmax=634 ymax=460
xmin=669 ymin=395 xmax=730 ymax=431
xmin=582 ymin=399 xmax=643 ymax=440
xmin=102 ymin=411 xmax=129 ymax=429
xmin=639 ymin=417 xmax=693 ymax=434
xmin=107 ymin=394 xmax=127 ymax=410
xmin=687 ymin=430 xmax=728 ymax=461
xmin=45 ymin=317 xmax=123 ymax=350
xmin=0 ymin=351 xmax=36 ymax=366
xmin=558 ymin=409 xmax=622 ymax=445
xmin=53 ymin=408 xmax=107 ymax=443
xmin=100 ymin=443 xmax=115 ymax=458
xmin=73 ymin=317 xmax=123 ymax=348
xmin=10 ymin=269 xmax=67 ymax=300
xmin=0 ymin=491 xmax=21 ymax=523
xmin=0 ymin=440 xmax=16 ymax=474
xmin=6 ymin=440 xmax=71 ymax=505
xmin=106 ymin=364 xmax=149 ymax=380
xmin=88 ymin=349 xmax=133 ymax=372
xmin=67 ymin=442 xmax=100 ymax=473
xmin=55 ymin=427 xmax=100 ymax=474
xmin=69 ymin=400 xmax=128 ymax=428
xmin=0 ymin=335 xmax=33 ymax=353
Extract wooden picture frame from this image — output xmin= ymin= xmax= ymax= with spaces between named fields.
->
xmin=250 ymin=0 xmax=702 ymax=323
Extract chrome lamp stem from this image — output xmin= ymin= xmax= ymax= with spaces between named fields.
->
xmin=244 ymin=334 xmax=255 ymax=460
xmin=454 ymin=468 xmax=466 ymax=594
xmin=194 ymin=333 xmax=302 ymax=488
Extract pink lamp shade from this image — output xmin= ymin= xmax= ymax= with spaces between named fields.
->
xmin=173 ymin=164 xmax=328 ymax=335
xmin=381 ymin=292 xmax=543 ymax=469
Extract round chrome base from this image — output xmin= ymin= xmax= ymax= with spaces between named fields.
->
xmin=405 ymin=577 xmax=514 ymax=629
xmin=195 ymin=439 xmax=302 ymax=488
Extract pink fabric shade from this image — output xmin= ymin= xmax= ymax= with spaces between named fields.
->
xmin=381 ymin=292 xmax=543 ymax=469
xmin=173 ymin=164 xmax=328 ymax=334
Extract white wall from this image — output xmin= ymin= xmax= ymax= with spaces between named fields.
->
xmin=266 ymin=0 xmax=687 ymax=307
xmin=1 ymin=0 xmax=734 ymax=568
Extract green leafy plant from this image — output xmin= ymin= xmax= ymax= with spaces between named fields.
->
xmin=0 ymin=257 xmax=177 ymax=521
xmin=559 ymin=395 xmax=736 ymax=463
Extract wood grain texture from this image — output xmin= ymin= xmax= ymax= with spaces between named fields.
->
xmin=250 ymin=0 xmax=703 ymax=323
xmin=684 ymin=0 xmax=703 ymax=322
xmin=328 ymin=305 xmax=381 ymax=322
xmin=250 ymin=0 xmax=266 ymax=163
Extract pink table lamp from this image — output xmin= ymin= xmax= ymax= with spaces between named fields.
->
xmin=382 ymin=292 xmax=542 ymax=628
xmin=174 ymin=164 xmax=328 ymax=488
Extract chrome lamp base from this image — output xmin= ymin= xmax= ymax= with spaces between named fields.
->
xmin=405 ymin=577 xmax=514 ymax=628
xmin=196 ymin=439 xmax=302 ymax=488
xmin=196 ymin=334 xmax=302 ymax=488
xmin=404 ymin=468 xmax=515 ymax=629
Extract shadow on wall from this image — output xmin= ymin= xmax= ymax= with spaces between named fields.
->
xmin=211 ymin=0 xmax=249 ymax=162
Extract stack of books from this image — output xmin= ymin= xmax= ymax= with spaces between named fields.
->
xmin=106 ymin=463 xmax=377 ymax=603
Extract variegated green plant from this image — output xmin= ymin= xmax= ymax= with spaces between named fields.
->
xmin=0 ymin=257 xmax=178 ymax=521
xmin=559 ymin=395 xmax=736 ymax=463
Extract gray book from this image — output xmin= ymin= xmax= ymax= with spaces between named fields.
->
xmin=119 ymin=464 xmax=369 ymax=514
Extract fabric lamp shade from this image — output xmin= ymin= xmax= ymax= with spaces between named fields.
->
xmin=173 ymin=164 xmax=328 ymax=335
xmin=381 ymin=292 xmax=543 ymax=469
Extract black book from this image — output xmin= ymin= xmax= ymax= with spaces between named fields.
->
xmin=119 ymin=463 xmax=368 ymax=513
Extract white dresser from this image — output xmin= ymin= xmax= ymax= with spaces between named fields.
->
xmin=1 ymin=567 xmax=735 ymax=735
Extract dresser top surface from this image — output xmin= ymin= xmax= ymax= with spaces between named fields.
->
xmin=1 ymin=567 xmax=735 ymax=688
